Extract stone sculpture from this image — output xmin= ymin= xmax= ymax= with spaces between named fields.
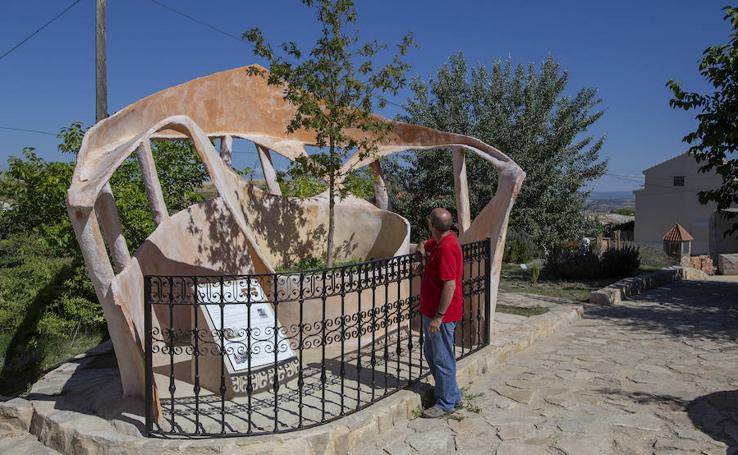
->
xmin=66 ymin=65 xmax=525 ymax=405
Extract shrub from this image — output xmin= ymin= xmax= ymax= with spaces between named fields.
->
xmin=528 ymin=264 xmax=541 ymax=286
xmin=545 ymin=245 xmax=601 ymax=280
xmin=276 ymin=255 xmax=361 ymax=273
xmin=600 ymin=246 xmax=640 ymax=278
xmin=504 ymin=230 xmax=541 ymax=264
xmin=545 ymin=244 xmax=641 ymax=280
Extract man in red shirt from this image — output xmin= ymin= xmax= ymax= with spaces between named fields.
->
xmin=417 ymin=208 xmax=463 ymax=418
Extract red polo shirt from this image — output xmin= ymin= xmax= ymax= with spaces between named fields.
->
xmin=420 ymin=233 xmax=463 ymax=322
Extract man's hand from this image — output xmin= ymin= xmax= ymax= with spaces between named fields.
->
xmin=415 ymin=241 xmax=426 ymax=256
xmin=413 ymin=242 xmax=427 ymax=274
xmin=428 ymin=315 xmax=443 ymax=334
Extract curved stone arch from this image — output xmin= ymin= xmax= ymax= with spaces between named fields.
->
xmin=68 ymin=115 xmax=279 ymax=401
xmin=67 ymin=65 xmax=525 ymax=405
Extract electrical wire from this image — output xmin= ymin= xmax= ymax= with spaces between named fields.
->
xmin=0 ymin=0 xmax=83 ymax=62
xmin=603 ymin=172 xmax=720 ymax=196
xmin=146 ymin=0 xmax=244 ymax=43
xmin=0 ymin=125 xmax=57 ymax=136
xmin=144 ymin=0 xmax=409 ymax=113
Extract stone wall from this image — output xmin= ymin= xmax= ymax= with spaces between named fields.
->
xmin=588 ymin=266 xmax=710 ymax=305
xmin=688 ymin=255 xmax=714 ymax=275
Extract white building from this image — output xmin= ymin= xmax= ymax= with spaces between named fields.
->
xmin=634 ymin=153 xmax=738 ymax=257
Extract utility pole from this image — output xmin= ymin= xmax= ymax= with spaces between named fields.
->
xmin=93 ymin=0 xmax=131 ymax=272
xmin=95 ymin=0 xmax=107 ymax=122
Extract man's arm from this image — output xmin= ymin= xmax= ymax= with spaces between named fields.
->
xmin=428 ymin=280 xmax=455 ymax=333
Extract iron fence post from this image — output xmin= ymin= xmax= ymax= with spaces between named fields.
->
xmin=144 ymin=276 xmax=152 ymax=436
xmin=484 ymin=237 xmax=492 ymax=345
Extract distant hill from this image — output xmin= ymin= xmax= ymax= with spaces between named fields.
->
xmin=589 ymin=191 xmax=635 ymax=201
xmin=586 ymin=191 xmax=635 ymax=214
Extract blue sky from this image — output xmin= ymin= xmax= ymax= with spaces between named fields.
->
xmin=0 ymin=0 xmax=729 ymax=192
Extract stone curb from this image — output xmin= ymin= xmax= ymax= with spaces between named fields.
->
xmin=11 ymin=303 xmax=582 ymax=455
xmin=588 ymin=266 xmax=709 ymax=305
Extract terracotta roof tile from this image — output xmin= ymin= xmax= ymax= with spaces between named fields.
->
xmin=662 ymin=223 xmax=694 ymax=241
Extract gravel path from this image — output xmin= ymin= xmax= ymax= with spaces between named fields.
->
xmin=369 ymin=279 xmax=738 ymax=455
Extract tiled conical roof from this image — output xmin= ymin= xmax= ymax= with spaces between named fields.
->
xmin=662 ymin=223 xmax=694 ymax=241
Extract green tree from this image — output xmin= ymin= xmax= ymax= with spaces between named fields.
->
xmin=108 ymin=140 xmax=208 ymax=248
xmin=667 ymin=5 xmax=738 ymax=236
xmin=55 ymin=123 xmax=209 ymax=249
xmin=390 ymin=53 xmax=606 ymax=248
xmin=0 ymin=124 xmax=210 ymax=394
xmin=244 ymin=0 xmax=413 ymax=266
xmin=0 ymin=148 xmax=76 ymax=251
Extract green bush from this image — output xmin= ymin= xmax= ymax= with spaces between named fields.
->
xmin=545 ymin=245 xmax=602 ymax=280
xmin=277 ymin=167 xmax=375 ymax=201
xmin=545 ymin=244 xmax=641 ymax=280
xmin=528 ymin=264 xmax=541 ymax=286
xmin=342 ymin=169 xmax=375 ymax=201
xmin=0 ymin=129 xmax=209 ymax=395
xmin=0 ymin=233 xmax=105 ymax=394
xmin=600 ymin=246 xmax=640 ymax=278
xmin=276 ymin=255 xmax=361 ymax=273
xmin=504 ymin=230 xmax=541 ymax=263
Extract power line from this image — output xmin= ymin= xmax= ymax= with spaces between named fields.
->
xmin=604 ymin=172 xmax=643 ymax=182
xmin=0 ymin=0 xmax=83 ymax=63
xmin=0 ymin=125 xmax=56 ymax=136
xmin=146 ymin=0 xmax=243 ymax=43
xmin=145 ymin=0 xmax=410 ymax=115
xmin=604 ymin=172 xmax=719 ymax=195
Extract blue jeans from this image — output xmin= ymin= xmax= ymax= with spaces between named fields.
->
xmin=422 ymin=315 xmax=461 ymax=411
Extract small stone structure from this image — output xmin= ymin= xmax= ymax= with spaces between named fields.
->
xmin=688 ymin=255 xmax=714 ymax=275
xmin=662 ymin=223 xmax=693 ymax=266
xmin=65 ymin=66 xmax=525 ymax=419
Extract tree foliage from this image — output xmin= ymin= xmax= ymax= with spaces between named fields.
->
xmin=389 ymin=53 xmax=606 ymax=248
xmin=0 ymin=124 xmax=209 ymax=394
xmin=0 ymin=148 xmax=76 ymax=251
xmin=667 ymin=5 xmax=738 ymax=235
xmin=244 ymin=0 xmax=413 ymax=266
xmin=277 ymin=166 xmax=374 ymax=200
xmin=107 ymin=140 xmax=208 ymax=248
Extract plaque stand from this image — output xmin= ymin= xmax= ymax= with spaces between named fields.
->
xmin=194 ymin=279 xmax=298 ymax=400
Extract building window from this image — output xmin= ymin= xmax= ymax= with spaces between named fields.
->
xmin=673 ymin=176 xmax=685 ymax=187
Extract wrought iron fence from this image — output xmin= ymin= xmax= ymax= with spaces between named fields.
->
xmin=144 ymin=238 xmax=491 ymax=437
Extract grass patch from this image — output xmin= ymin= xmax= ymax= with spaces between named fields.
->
xmin=413 ymin=386 xmax=485 ymax=420
xmin=458 ymin=387 xmax=483 ymax=414
xmin=496 ymin=304 xmax=549 ymax=317
xmin=499 ymin=259 xmax=675 ymax=303
xmin=499 ymin=262 xmax=614 ymax=302
xmin=0 ymin=330 xmax=105 ymax=396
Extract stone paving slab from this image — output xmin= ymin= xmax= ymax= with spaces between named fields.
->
xmin=0 ymin=294 xmax=581 ymax=455
xmin=369 ymin=278 xmax=738 ymax=455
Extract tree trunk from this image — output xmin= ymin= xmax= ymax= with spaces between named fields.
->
xmin=327 ymin=162 xmax=336 ymax=268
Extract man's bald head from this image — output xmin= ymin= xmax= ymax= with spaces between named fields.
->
xmin=429 ymin=208 xmax=453 ymax=232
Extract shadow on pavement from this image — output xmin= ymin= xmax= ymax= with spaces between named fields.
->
xmin=687 ymin=390 xmax=738 ymax=450
xmin=584 ymin=279 xmax=738 ymax=340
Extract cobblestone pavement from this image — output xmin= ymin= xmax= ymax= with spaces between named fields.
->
xmin=369 ymin=279 xmax=738 ymax=455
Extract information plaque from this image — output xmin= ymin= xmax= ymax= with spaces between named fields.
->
xmin=194 ymin=278 xmax=298 ymax=398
